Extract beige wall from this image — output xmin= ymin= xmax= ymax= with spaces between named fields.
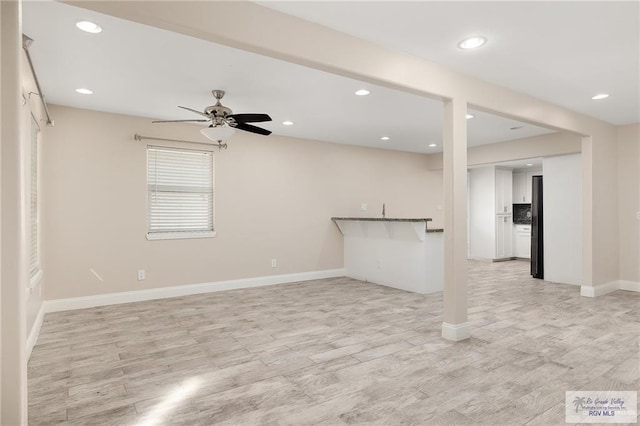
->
xmin=42 ymin=105 xmax=443 ymax=300
xmin=425 ymin=131 xmax=582 ymax=170
xmin=617 ymin=124 xmax=640 ymax=283
xmin=588 ymin=127 xmax=620 ymax=286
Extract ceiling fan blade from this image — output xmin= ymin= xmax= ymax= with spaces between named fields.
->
xmin=228 ymin=113 xmax=272 ymax=123
xmin=234 ymin=122 xmax=272 ymax=136
xmin=152 ymin=119 xmax=210 ymax=123
xmin=178 ymin=106 xmax=210 ymax=118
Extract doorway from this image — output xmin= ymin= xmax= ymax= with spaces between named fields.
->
xmin=467 ymin=158 xmax=543 ymax=279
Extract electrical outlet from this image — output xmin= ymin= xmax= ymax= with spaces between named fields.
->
xmin=137 ymin=269 xmax=146 ymax=281
xmin=636 ymin=211 xmax=640 ymax=220
xmin=271 ymin=259 xmax=277 ymax=268
xmin=361 ymin=203 xmax=368 ymax=211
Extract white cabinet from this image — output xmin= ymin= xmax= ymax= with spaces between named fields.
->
xmin=513 ymin=169 xmax=542 ymax=204
xmin=469 ymin=166 xmax=513 ymax=261
xmin=495 ymin=168 xmax=513 ymax=259
xmin=496 ymin=215 xmax=513 ymax=259
xmin=513 ymin=224 xmax=531 ymax=258
xmin=513 ymin=172 xmax=527 ymax=203
xmin=495 ymin=168 xmax=513 ymax=213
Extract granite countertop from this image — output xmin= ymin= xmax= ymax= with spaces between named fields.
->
xmin=331 ymin=217 xmax=443 ymax=233
xmin=331 ymin=217 xmax=432 ymax=222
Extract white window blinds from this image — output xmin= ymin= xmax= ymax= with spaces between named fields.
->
xmin=147 ymin=146 xmax=214 ymax=237
xmin=30 ymin=115 xmax=40 ymax=278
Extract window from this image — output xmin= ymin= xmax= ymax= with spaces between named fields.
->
xmin=146 ymin=145 xmax=215 ymax=239
xmin=29 ymin=114 xmax=42 ymax=286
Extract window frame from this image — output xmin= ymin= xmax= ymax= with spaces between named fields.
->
xmin=145 ymin=144 xmax=216 ymax=241
xmin=29 ymin=113 xmax=43 ymax=288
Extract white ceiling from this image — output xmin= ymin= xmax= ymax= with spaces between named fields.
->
xmin=23 ymin=1 xmax=560 ymax=154
xmin=259 ymin=1 xmax=640 ymax=126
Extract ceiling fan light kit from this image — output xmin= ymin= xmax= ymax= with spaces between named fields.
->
xmin=153 ymin=90 xmax=272 ymax=148
xmin=201 ymin=125 xmax=236 ymax=142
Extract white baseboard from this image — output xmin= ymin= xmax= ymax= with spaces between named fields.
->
xmin=44 ymin=268 xmax=346 ymax=314
xmin=468 ymin=257 xmax=494 ymax=263
xmin=27 ymin=302 xmax=46 ymax=360
xmin=580 ymin=281 xmax=619 ymax=297
xmin=581 ymin=280 xmax=640 ymax=297
xmin=619 ymin=280 xmax=640 ymax=292
xmin=441 ymin=321 xmax=471 ymax=341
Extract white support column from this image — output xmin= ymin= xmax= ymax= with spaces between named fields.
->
xmin=0 ymin=2 xmax=3 ymax=419
xmin=441 ymin=98 xmax=470 ymax=341
xmin=580 ymin=135 xmax=594 ymax=297
xmin=1 ymin=0 xmax=28 ymax=423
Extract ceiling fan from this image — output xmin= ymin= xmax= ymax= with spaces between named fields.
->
xmin=153 ymin=90 xmax=272 ymax=145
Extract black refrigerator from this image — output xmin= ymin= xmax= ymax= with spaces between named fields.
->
xmin=531 ymin=175 xmax=544 ymax=279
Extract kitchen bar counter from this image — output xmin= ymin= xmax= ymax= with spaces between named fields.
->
xmin=332 ymin=217 xmax=443 ymax=294
xmin=331 ymin=217 xmax=442 ymax=233
xmin=331 ymin=217 xmax=432 ymax=222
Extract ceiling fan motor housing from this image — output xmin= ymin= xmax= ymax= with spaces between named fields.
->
xmin=205 ymin=104 xmax=233 ymax=119
xmin=205 ymin=90 xmax=233 ymax=124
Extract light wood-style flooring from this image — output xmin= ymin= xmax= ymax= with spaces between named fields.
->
xmin=28 ymin=260 xmax=639 ymax=425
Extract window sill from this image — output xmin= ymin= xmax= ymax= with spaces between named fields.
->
xmin=29 ymin=269 xmax=43 ymax=289
xmin=146 ymin=231 xmax=216 ymax=241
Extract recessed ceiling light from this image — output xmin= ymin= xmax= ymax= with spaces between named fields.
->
xmin=458 ymin=36 xmax=487 ymax=50
xmin=591 ymin=93 xmax=609 ymax=100
xmin=355 ymin=89 xmax=370 ymax=96
xmin=282 ymin=120 xmax=294 ymax=126
xmin=510 ymin=126 xmax=523 ymax=130
xmin=76 ymin=20 xmax=102 ymax=34
xmin=526 ymin=163 xmax=533 ymax=167
xmin=428 ymin=143 xmax=438 ymax=148
xmin=380 ymin=136 xmax=390 ymax=141
xmin=466 ymin=114 xmax=474 ymax=119
xmin=75 ymin=88 xmax=93 ymax=95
